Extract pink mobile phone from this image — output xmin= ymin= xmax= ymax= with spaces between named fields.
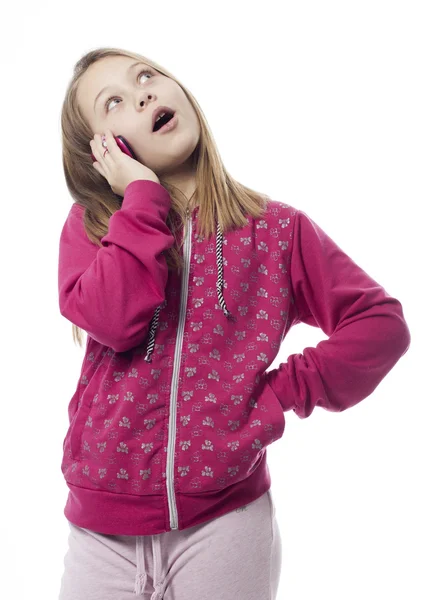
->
xmin=90 ymin=135 xmax=136 ymax=162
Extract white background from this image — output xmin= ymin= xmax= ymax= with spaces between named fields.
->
xmin=1 ymin=1 xmax=442 ymax=598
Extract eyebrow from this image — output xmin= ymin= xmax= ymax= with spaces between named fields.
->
xmin=93 ymin=62 xmax=147 ymax=113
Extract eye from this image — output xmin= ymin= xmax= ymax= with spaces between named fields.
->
xmin=104 ymin=69 xmax=153 ymax=111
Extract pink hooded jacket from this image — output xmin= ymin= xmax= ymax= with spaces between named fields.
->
xmin=58 ymin=179 xmax=411 ymax=536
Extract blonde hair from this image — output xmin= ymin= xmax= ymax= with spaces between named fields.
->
xmin=60 ymin=47 xmax=269 ymax=348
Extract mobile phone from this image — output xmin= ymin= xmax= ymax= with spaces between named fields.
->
xmin=90 ymin=135 xmax=137 ymax=162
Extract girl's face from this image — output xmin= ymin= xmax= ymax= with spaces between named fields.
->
xmin=77 ymin=55 xmax=201 ymax=177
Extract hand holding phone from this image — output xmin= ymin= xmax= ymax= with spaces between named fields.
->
xmin=90 ymin=130 xmax=160 ymax=197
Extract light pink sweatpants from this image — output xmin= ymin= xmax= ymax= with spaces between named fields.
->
xmin=58 ymin=488 xmax=282 ymax=600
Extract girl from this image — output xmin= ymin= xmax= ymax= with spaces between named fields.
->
xmin=57 ymin=47 xmax=411 ymax=600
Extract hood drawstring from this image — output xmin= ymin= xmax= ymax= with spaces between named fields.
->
xmin=134 ymin=534 xmax=165 ymax=598
xmin=144 ymin=303 xmax=163 ymax=363
xmin=144 ymin=218 xmax=234 ymax=363
xmin=215 ymin=220 xmax=236 ymax=322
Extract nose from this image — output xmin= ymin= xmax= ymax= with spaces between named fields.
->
xmin=138 ymin=93 xmax=154 ymax=108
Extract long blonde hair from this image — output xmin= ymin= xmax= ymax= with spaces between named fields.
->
xmin=60 ymin=46 xmax=269 ymax=348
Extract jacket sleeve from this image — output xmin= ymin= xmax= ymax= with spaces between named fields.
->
xmin=58 ymin=179 xmax=176 ymax=352
xmin=264 ymin=209 xmax=411 ymax=419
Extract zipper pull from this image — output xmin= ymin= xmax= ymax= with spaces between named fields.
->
xmin=182 ymin=207 xmax=190 ymax=244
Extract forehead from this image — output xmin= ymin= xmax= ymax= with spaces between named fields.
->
xmin=79 ymin=55 xmax=138 ymax=99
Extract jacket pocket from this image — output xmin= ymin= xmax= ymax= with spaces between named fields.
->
xmin=68 ymin=348 xmax=110 ymax=462
xmin=62 ymin=388 xmax=81 ymax=454
xmin=69 ymin=396 xmax=94 ymax=461
xmin=179 ymin=376 xmax=286 ymax=495
xmin=259 ymin=379 xmax=286 ymax=443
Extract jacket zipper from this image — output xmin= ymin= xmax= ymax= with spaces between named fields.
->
xmin=166 ymin=207 xmax=192 ymax=530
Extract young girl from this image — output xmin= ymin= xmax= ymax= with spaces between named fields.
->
xmin=57 ymin=47 xmax=411 ymax=600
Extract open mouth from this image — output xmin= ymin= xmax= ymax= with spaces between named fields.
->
xmin=153 ymin=109 xmax=176 ymax=132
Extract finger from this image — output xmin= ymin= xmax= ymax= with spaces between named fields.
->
xmin=92 ymin=160 xmax=105 ymax=177
xmin=89 ymin=134 xmax=102 ymax=162
xmin=104 ymin=129 xmax=118 ymax=150
xmin=101 ymin=129 xmax=120 ymax=158
xmin=91 ymin=133 xmax=110 ymax=165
